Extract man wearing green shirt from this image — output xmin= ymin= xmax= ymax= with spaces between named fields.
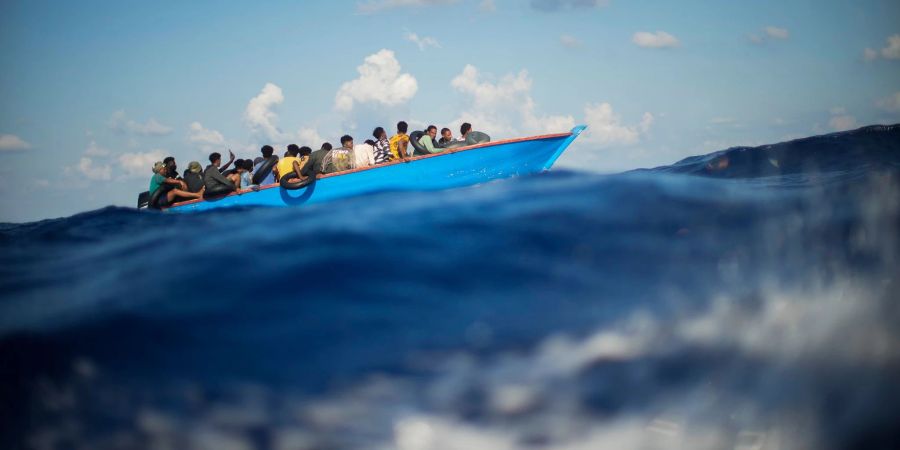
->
xmin=418 ymin=125 xmax=440 ymax=153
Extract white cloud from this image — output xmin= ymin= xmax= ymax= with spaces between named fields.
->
xmin=297 ymin=127 xmax=325 ymax=147
xmin=68 ymin=157 xmax=112 ymax=181
xmin=530 ymin=0 xmax=609 ymax=12
xmin=450 ymin=64 xmax=575 ymax=137
xmin=881 ymin=34 xmax=900 ymax=59
xmin=583 ymin=102 xmax=652 ymax=146
xmin=829 ymin=111 xmax=857 ymax=132
xmin=404 ymin=32 xmax=440 ymax=51
xmin=559 ymin=34 xmax=582 ymax=48
xmin=84 ymin=140 xmax=110 ymax=156
xmin=639 ymin=112 xmax=654 ymax=133
xmin=749 ymin=26 xmax=789 ymax=45
xmin=863 ymin=35 xmax=900 ymax=61
xmin=108 ymin=110 xmax=173 ymax=136
xmin=863 ymin=48 xmax=878 ymax=62
xmin=0 ymin=134 xmax=31 ymax=151
xmin=118 ymin=150 xmax=166 ymax=179
xmin=764 ymin=26 xmax=789 ymax=40
xmin=357 ymin=0 xmax=456 ymax=14
xmin=189 ymin=122 xmax=226 ymax=146
xmin=244 ymin=83 xmax=286 ymax=141
xmin=632 ymin=31 xmax=679 ymax=49
xmin=335 ymin=49 xmax=418 ymax=112
xmin=876 ymin=92 xmax=900 ymax=113
xmin=479 ymin=0 xmax=496 ymax=12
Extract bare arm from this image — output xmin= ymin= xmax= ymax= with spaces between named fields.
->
xmin=219 ymin=150 xmax=236 ymax=172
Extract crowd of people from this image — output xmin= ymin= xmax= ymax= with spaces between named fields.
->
xmin=146 ymin=121 xmax=477 ymax=207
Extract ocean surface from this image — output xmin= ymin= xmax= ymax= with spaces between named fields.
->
xmin=1 ymin=125 xmax=898 ymax=450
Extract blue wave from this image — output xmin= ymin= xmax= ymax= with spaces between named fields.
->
xmin=1 ymin=125 xmax=898 ymax=449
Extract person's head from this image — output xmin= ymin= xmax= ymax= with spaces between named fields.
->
xmin=188 ymin=161 xmax=202 ymax=174
xmin=397 ymin=121 xmax=408 ymax=134
xmin=153 ymin=161 xmax=166 ymax=174
xmin=441 ymin=128 xmax=452 ymax=141
xmin=261 ymin=145 xmax=274 ymax=158
xmin=426 ymin=125 xmax=437 ymax=138
xmin=340 ymin=135 xmax=353 ymax=148
xmin=209 ymin=152 xmax=222 ymax=166
xmin=242 ymin=159 xmax=254 ymax=171
xmin=373 ymin=127 xmax=386 ymax=140
xmin=321 ymin=142 xmax=333 ymax=151
xmin=364 ymin=139 xmax=376 ymax=146
xmin=234 ymin=158 xmax=246 ymax=172
xmin=299 ymin=146 xmax=312 ymax=157
xmin=163 ymin=156 xmax=176 ymax=168
xmin=460 ymin=122 xmax=472 ymax=137
xmin=287 ymin=144 xmax=300 ymax=157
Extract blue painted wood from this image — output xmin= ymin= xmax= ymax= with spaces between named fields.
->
xmin=167 ymin=126 xmax=586 ymax=213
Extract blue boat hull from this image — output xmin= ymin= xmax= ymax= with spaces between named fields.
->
xmin=167 ymin=126 xmax=586 ymax=212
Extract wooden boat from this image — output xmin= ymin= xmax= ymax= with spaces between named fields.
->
xmin=163 ymin=125 xmax=586 ymax=212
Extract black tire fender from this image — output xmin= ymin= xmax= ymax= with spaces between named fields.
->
xmin=252 ymin=157 xmax=278 ymax=185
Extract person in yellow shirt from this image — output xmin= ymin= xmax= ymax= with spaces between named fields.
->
xmin=274 ymin=144 xmax=310 ymax=181
xmin=389 ymin=121 xmax=410 ymax=161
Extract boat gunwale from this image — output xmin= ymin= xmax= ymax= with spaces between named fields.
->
xmin=165 ymin=130 xmax=572 ymax=209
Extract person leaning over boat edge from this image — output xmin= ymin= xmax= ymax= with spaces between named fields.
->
xmin=459 ymin=122 xmax=472 ymax=142
xmin=390 ymin=121 xmax=410 ymax=160
xmin=203 ymin=152 xmax=240 ymax=195
xmin=274 ymin=144 xmax=302 ymax=181
xmin=150 ymin=161 xmax=203 ymax=207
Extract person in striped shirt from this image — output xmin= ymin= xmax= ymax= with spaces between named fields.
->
xmin=372 ymin=127 xmax=391 ymax=164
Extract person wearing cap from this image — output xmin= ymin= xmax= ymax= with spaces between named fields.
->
xmin=182 ymin=161 xmax=205 ymax=193
xmin=149 ymin=161 xmax=203 ymax=207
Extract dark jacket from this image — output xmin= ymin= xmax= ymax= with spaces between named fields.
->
xmin=183 ymin=171 xmax=204 ymax=193
xmin=303 ymin=148 xmax=329 ymax=178
xmin=203 ymin=164 xmax=235 ymax=192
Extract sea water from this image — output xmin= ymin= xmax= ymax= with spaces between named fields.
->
xmin=1 ymin=126 xmax=898 ymax=449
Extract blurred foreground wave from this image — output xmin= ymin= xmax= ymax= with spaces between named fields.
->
xmin=1 ymin=125 xmax=899 ymax=449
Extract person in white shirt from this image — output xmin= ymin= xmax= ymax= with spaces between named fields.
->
xmin=353 ymin=140 xmax=375 ymax=168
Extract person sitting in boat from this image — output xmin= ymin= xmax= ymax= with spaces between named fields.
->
xmin=354 ymin=139 xmax=375 ymax=168
xmin=150 ymin=161 xmax=203 ymax=207
xmin=418 ymin=125 xmax=440 ymax=153
xmin=203 ymin=152 xmax=240 ymax=195
xmin=459 ymin=122 xmax=472 ymax=142
xmin=322 ymin=135 xmax=355 ymax=174
xmin=253 ymin=145 xmax=278 ymax=185
xmin=372 ymin=127 xmax=391 ymax=164
xmin=389 ymin=121 xmax=410 ymax=160
xmin=305 ymin=143 xmax=332 ymax=178
xmin=237 ymin=159 xmax=258 ymax=190
xmin=438 ymin=128 xmax=453 ymax=146
xmin=274 ymin=144 xmax=305 ymax=181
xmin=182 ymin=161 xmax=204 ymax=193
xmin=163 ymin=156 xmax=181 ymax=180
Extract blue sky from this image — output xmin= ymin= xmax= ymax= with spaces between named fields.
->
xmin=1 ymin=0 xmax=898 ymax=222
